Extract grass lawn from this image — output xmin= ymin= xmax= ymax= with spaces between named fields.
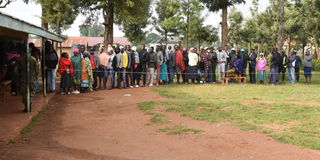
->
xmin=138 ymin=74 xmax=320 ymax=150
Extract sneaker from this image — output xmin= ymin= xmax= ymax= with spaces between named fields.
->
xmin=135 ymin=85 xmax=139 ymax=88
xmin=130 ymin=85 xmax=134 ymax=88
xmin=149 ymin=84 xmax=153 ymax=87
xmin=60 ymin=92 xmax=66 ymax=95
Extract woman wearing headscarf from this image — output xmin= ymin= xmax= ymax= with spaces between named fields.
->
xmin=71 ymin=48 xmax=82 ymax=94
xmin=58 ymin=52 xmax=74 ymax=94
xmin=256 ymin=53 xmax=267 ymax=84
xmin=80 ymin=51 xmax=93 ymax=92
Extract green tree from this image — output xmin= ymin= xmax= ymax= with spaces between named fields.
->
xmin=228 ymin=7 xmax=243 ymax=48
xmin=79 ymin=0 xmax=151 ymax=46
xmin=79 ymin=24 xmax=105 ymax=37
xmin=200 ymin=0 xmax=245 ymax=47
xmin=153 ymin=0 xmax=181 ymax=45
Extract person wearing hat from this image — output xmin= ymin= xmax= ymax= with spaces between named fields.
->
xmin=256 ymin=53 xmax=267 ymax=84
xmin=216 ymin=47 xmax=229 ymax=83
xmin=89 ymin=48 xmax=100 ymax=90
xmin=239 ymin=48 xmax=248 ymax=77
xmin=71 ymin=48 xmax=82 ymax=94
xmin=248 ymin=48 xmax=257 ymax=83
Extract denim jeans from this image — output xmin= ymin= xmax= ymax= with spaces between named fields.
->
xmin=47 ymin=68 xmax=56 ymax=92
xmin=105 ymin=69 xmax=115 ymax=88
xmin=288 ymin=67 xmax=296 ymax=83
xmin=168 ymin=67 xmax=175 ymax=83
xmin=206 ymin=66 xmax=212 ymax=82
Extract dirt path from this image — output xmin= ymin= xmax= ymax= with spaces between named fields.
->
xmin=0 ymin=87 xmax=319 ymax=160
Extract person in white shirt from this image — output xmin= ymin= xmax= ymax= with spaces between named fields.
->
xmin=187 ymin=48 xmax=199 ymax=84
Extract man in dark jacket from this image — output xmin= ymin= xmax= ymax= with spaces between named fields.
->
xmin=279 ymin=51 xmax=288 ymax=82
xmin=45 ymin=41 xmax=58 ymax=93
xmin=125 ymin=45 xmax=134 ymax=88
xmin=295 ymin=52 xmax=302 ymax=82
xmin=239 ymin=49 xmax=248 ymax=77
xmin=270 ymin=48 xmax=281 ymax=85
xmin=140 ymin=44 xmax=148 ymax=86
xmin=248 ymin=49 xmax=257 ymax=83
xmin=182 ymin=48 xmax=189 ymax=84
xmin=167 ymin=46 xmax=176 ymax=83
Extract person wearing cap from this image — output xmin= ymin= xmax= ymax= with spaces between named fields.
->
xmin=71 ymin=48 xmax=82 ymax=94
xmin=89 ymin=48 xmax=100 ymax=90
xmin=239 ymin=48 xmax=248 ymax=77
xmin=256 ymin=53 xmax=267 ymax=84
xmin=294 ymin=51 xmax=302 ymax=82
xmin=147 ymin=47 xmax=156 ymax=86
xmin=288 ymin=51 xmax=297 ymax=83
xmin=216 ymin=47 xmax=229 ymax=83
xmin=304 ymin=51 xmax=313 ymax=83
xmin=248 ymin=49 xmax=257 ymax=83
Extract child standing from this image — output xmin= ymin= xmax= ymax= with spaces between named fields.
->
xmin=58 ymin=52 xmax=74 ymax=94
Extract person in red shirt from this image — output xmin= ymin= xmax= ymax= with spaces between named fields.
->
xmin=58 ymin=52 xmax=74 ymax=94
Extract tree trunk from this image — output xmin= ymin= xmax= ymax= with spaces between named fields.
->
xmin=276 ymin=0 xmax=284 ymax=53
xmin=41 ymin=7 xmax=48 ymax=30
xmin=287 ymin=35 xmax=291 ymax=55
xmin=103 ymin=0 xmax=114 ymax=48
xmin=221 ymin=7 xmax=228 ymax=48
xmin=184 ymin=11 xmax=190 ymax=49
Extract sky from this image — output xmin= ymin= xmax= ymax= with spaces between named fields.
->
xmin=0 ymin=0 xmax=269 ymax=37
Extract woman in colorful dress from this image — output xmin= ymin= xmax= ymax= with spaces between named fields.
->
xmin=80 ymin=51 xmax=93 ymax=92
xmin=71 ymin=48 xmax=82 ymax=94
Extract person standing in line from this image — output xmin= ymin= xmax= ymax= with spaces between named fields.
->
xmin=71 ymin=48 xmax=82 ymax=94
xmin=122 ymin=46 xmax=129 ymax=89
xmin=125 ymin=45 xmax=134 ymax=88
xmin=216 ymin=47 xmax=229 ymax=83
xmin=287 ymin=51 xmax=296 ymax=84
xmin=270 ymin=48 xmax=281 ymax=85
xmin=80 ymin=51 xmax=93 ymax=92
xmin=168 ymin=46 xmax=176 ymax=84
xmin=155 ymin=45 xmax=164 ymax=85
xmin=211 ymin=48 xmax=217 ymax=83
xmin=166 ymin=46 xmax=174 ymax=83
xmin=132 ymin=47 xmax=141 ymax=87
xmin=58 ymin=52 xmax=74 ymax=94
xmin=294 ymin=51 xmax=302 ymax=82
xmin=304 ymin=51 xmax=313 ymax=83
xmin=239 ymin=49 xmax=248 ymax=77
xmin=16 ymin=48 xmax=39 ymax=112
xmin=98 ymin=47 xmax=109 ymax=89
xmin=105 ymin=47 xmax=116 ymax=89
xmin=182 ymin=48 xmax=189 ymax=84
xmin=175 ymin=45 xmax=185 ymax=83
xmin=45 ymin=41 xmax=59 ymax=93
xmin=248 ymin=49 xmax=257 ymax=83
xmin=147 ymin=47 xmax=156 ymax=86
xmin=206 ymin=48 xmax=213 ymax=83
xmin=89 ymin=48 xmax=100 ymax=90
xmin=234 ymin=54 xmax=244 ymax=77
xmin=114 ymin=47 xmax=123 ymax=89
xmin=199 ymin=48 xmax=208 ymax=83
xmin=279 ymin=51 xmax=288 ymax=82
xmin=140 ymin=44 xmax=148 ymax=86
xmin=6 ymin=42 xmax=20 ymax=96
xmin=187 ymin=48 xmax=199 ymax=84
xmin=256 ymin=53 xmax=267 ymax=84
xmin=29 ymin=43 xmax=41 ymax=93
xmin=160 ymin=47 xmax=168 ymax=85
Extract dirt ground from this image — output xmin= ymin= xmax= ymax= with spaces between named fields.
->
xmin=0 ymin=87 xmax=319 ymax=160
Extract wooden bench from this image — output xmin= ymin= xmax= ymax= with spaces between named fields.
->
xmin=222 ymin=69 xmax=246 ymax=85
xmin=0 ymin=80 xmax=11 ymax=103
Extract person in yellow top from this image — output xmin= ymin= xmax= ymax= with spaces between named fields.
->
xmin=120 ymin=46 xmax=128 ymax=88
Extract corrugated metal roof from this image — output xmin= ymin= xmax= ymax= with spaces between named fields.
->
xmin=29 ymin=37 xmax=131 ymax=48
xmin=0 ymin=12 xmax=64 ymax=42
